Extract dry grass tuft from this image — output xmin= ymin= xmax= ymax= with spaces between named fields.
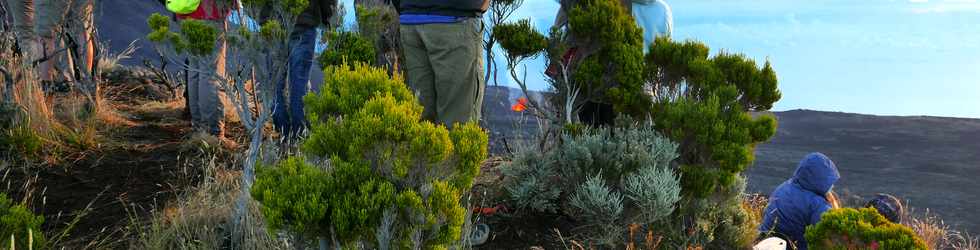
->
xmin=127 ymin=153 xmax=286 ymax=250
xmin=903 ymin=208 xmax=980 ymax=250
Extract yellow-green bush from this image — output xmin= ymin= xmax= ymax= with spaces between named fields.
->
xmin=250 ymin=157 xmax=332 ymax=237
xmin=805 ymin=208 xmax=927 ymax=250
xmin=317 ymin=31 xmax=377 ymax=68
xmin=1 ymin=193 xmax=45 ymax=250
xmin=253 ymin=63 xmax=487 ymax=248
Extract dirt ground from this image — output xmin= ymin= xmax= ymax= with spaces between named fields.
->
xmin=1 ymin=69 xmax=244 ymax=247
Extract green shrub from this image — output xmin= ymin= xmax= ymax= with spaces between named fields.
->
xmin=254 ymin=63 xmax=488 ymax=248
xmin=502 ymin=123 xmax=681 ymax=247
xmin=493 ymin=19 xmax=548 ymax=59
xmin=0 ymin=193 xmax=45 ymax=250
xmin=241 ymin=0 xmax=310 ymax=16
xmin=805 ymin=208 xmax=927 ymax=250
xmin=250 ymin=157 xmax=331 ymax=238
xmin=567 ymin=0 xmax=648 ymax=117
xmin=647 ymin=36 xmax=780 ymax=199
xmin=302 ymin=64 xmax=413 ymax=122
xmin=317 ymin=31 xmax=377 ymax=68
xmin=706 ymin=176 xmax=759 ymax=249
xmin=500 ymin=148 xmax=561 ymax=213
xmin=147 ymin=14 xmax=220 ymax=57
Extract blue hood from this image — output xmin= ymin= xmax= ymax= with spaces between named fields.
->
xmin=791 ymin=152 xmax=840 ymax=195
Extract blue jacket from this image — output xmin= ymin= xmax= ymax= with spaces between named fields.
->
xmin=758 ymin=153 xmax=840 ymax=250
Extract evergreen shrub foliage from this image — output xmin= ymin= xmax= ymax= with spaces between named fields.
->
xmin=805 ymin=208 xmax=927 ymax=250
xmin=567 ymin=0 xmax=648 ymax=117
xmin=252 ymin=63 xmax=488 ymax=248
xmin=499 ymin=148 xmax=561 ymax=213
xmin=493 ymin=19 xmax=548 ymax=59
xmin=147 ymin=14 xmax=220 ymax=56
xmin=493 ymin=0 xmax=781 ymax=200
xmin=317 ymin=31 xmax=377 ymax=68
xmin=502 ymin=123 xmax=681 ymax=246
xmin=250 ymin=157 xmax=332 ymax=238
xmin=491 ymin=0 xmax=781 ymax=247
xmin=0 ymin=193 xmax=45 ymax=250
xmin=646 ymin=36 xmax=781 ymax=198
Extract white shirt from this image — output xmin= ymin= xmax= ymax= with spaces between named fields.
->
xmin=632 ymin=0 xmax=674 ymax=48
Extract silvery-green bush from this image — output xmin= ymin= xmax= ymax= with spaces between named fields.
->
xmin=502 ymin=122 xmax=681 ymax=247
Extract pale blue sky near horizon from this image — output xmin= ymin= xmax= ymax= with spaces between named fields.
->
xmin=340 ymin=0 xmax=980 ymax=118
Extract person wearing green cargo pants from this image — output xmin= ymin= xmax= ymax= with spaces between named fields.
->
xmin=395 ymin=0 xmax=489 ymax=128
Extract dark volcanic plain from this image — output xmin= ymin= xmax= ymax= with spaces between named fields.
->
xmin=745 ymin=109 xmax=980 ymax=234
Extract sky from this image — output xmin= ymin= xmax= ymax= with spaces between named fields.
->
xmin=340 ymin=0 xmax=980 ymax=118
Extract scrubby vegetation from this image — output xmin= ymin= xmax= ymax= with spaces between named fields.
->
xmin=1 ymin=193 xmax=45 ymax=250
xmin=805 ymin=208 xmax=927 ymax=250
xmin=502 ymin=123 xmax=682 ymax=246
xmin=490 ymin=0 xmax=779 ymax=247
xmin=317 ymin=31 xmax=377 ymax=68
xmin=0 ymin=0 xmax=977 ymax=249
xmin=252 ymin=63 xmax=488 ymax=248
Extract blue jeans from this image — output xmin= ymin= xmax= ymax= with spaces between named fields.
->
xmin=273 ymin=26 xmax=318 ymax=137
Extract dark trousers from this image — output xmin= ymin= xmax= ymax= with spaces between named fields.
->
xmin=578 ymin=101 xmax=615 ymax=127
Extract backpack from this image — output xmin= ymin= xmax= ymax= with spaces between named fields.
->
xmin=167 ymin=0 xmax=202 ymax=14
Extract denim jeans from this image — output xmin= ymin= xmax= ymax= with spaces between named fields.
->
xmin=273 ymin=26 xmax=318 ymax=137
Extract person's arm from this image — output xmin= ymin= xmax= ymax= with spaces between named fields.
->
xmin=320 ymin=0 xmax=339 ymax=27
xmin=809 ymin=202 xmax=832 ymax=225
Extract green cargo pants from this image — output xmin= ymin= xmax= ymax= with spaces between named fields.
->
xmin=400 ymin=17 xmax=486 ymax=128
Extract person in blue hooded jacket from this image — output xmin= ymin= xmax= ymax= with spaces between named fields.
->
xmin=758 ymin=152 xmax=841 ymax=250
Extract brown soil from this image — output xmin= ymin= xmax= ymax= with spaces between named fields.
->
xmin=474 ymin=213 xmax=578 ymax=250
xmin=1 ymin=70 xmax=243 ymax=248
xmin=469 ymin=158 xmax=579 ymax=250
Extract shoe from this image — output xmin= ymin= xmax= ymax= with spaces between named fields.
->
xmin=468 ymin=223 xmax=490 ymax=246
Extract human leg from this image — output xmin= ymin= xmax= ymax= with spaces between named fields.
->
xmin=5 ymin=0 xmax=38 ymax=59
xmin=68 ymin=0 xmax=95 ymax=73
xmin=198 ymin=21 xmax=227 ymax=136
xmin=186 ymin=57 xmax=203 ymax=129
xmin=284 ymin=26 xmax=318 ymax=136
xmin=271 ymin=68 xmax=290 ymax=135
xmin=34 ymin=0 xmax=67 ymax=82
xmin=419 ymin=18 xmax=485 ymax=128
xmin=399 ymin=24 xmax=437 ymax=123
